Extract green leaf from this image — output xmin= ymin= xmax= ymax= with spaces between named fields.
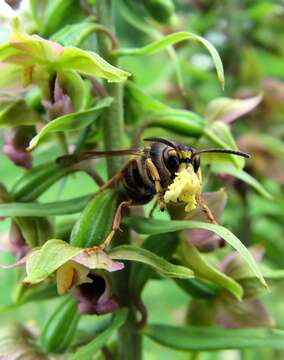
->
xmin=0 ymin=20 xmax=130 ymax=84
xmin=126 ymin=81 xmax=169 ymax=112
xmin=124 ymin=217 xmax=267 ymax=289
xmin=109 ymin=245 xmax=194 ymax=280
xmin=28 ymin=97 xmax=113 ymax=150
xmin=0 ymin=100 xmax=42 ymax=127
xmin=179 ymin=240 xmax=242 ymax=300
xmin=142 ymin=0 xmax=175 ymax=24
xmin=211 ymin=164 xmax=273 ymax=199
xmin=116 ymin=0 xmax=184 ymax=88
xmin=51 ymin=22 xmax=96 ymax=47
xmin=116 ymin=0 xmax=156 ymax=37
xmin=129 ymin=233 xmax=178 ymax=295
xmin=260 ymin=266 xmax=284 ymax=282
xmin=257 ymin=134 xmax=284 ymax=158
xmin=115 ymin=31 xmax=225 ymax=89
xmin=148 ymin=109 xmax=205 ymax=138
xmin=56 ymin=47 xmax=130 ymax=82
xmin=70 ymin=309 xmax=128 ymax=360
xmin=144 ymin=324 xmax=284 ymax=351
xmin=205 ymin=94 xmax=262 ymax=123
xmin=12 ymin=162 xmax=76 ymax=202
xmin=125 ymin=82 xmax=205 ymax=136
xmin=0 ymin=195 xmax=91 ymax=217
xmin=30 ymin=0 xmax=84 ymax=37
xmin=203 ymin=122 xmax=245 ymax=168
xmin=24 ymin=239 xmax=82 ymax=285
xmin=175 ymin=278 xmax=218 ymax=299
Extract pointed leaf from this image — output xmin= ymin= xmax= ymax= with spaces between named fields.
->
xmin=115 ymin=31 xmax=224 ymax=89
xmin=211 ymin=164 xmax=273 ymax=199
xmin=28 ymin=97 xmax=113 ymax=150
xmin=124 ymin=217 xmax=267 ymax=289
xmin=12 ymin=162 xmax=76 ymax=201
xmin=126 ymin=81 xmax=169 ymax=112
xmin=205 ymin=94 xmax=262 ymax=124
xmin=116 ymin=0 xmax=184 ymax=88
xmin=51 ymin=22 xmax=101 ymax=47
xmin=56 ymin=47 xmax=130 ymax=82
xmin=179 ymin=240 xmax=242 ymax=300
xmin=0 ymin=20 xmax=130 ymax=83
xmin=129 ymin=234 xmax=178 ymax=295
xmin=30 ymin=0 xmax=84 ymax=37
xmin=144 ymin=324 xmax=284 ymax=351
xmin=148 ymin=110 xmax=205 ymax=137
xmin=0 ymin=195 xmax=91 ymax=217
xmin=109 ymin=245 xmax=194 ymax=280
xmin=70 ymin=308 xmax=128 ymax=360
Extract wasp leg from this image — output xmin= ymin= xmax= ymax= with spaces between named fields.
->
xmin=195 ymin=192 xmax=217 ymax=224
xmin=148 ymin=198 xmax=159 ymax=218
xmin=98 ymin=200 xmax=133 ymax=250
xmin=145 ymin=158 xmax=166 ymax=211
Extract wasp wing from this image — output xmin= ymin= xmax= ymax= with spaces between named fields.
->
xmin=57 ymin=149 xmax=142 ymax=166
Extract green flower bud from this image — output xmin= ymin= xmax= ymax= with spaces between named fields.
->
xmin=142 ymin=0 xmax=175 ymax=24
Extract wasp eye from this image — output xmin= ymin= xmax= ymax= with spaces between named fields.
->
xmin=193 ymin=156 xmax=200 ymax=172
xmin=166 ymin=155 xmax=179 ymax=172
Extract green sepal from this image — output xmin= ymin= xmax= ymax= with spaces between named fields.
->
xmin=70 ymin=190 xmax=118 ymax=248
xmin=41 ymin=296 xmax=80 ymax=354
xmin=12 ymin=162 xmax=76 ymax=202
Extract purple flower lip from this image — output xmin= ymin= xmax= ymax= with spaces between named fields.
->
xmin=3 ymin=143 xmax=32 ymax=169
xmin=42 ymin=76 xmax=74 ymax=121
xmin=71 ymin=273 xmax=119 ymax=315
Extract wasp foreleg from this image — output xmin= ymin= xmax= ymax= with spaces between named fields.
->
xmin=195 ymin=192 xmax=217 ymax=224
xmin=145 ymin=158 xmax=166 ymax=211
xmin=98 ymin=200 xmax=133 ymax=250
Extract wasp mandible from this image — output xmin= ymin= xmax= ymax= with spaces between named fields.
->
xmin=57 ymin=137 xmax=249 ymax=249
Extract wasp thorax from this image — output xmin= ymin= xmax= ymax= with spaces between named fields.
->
xmin=164 ymin=163 xmax=201 ymax=212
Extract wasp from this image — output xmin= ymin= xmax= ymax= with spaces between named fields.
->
xmin=57 ymin=137 xmax=249 ymax=249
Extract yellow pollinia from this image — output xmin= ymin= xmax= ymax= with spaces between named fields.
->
xmin=164 ymin=163 xmax=201 ymax=212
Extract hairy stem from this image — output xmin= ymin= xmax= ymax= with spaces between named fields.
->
xmin=96 ymin=1 xmax=142 ymax=359
xmin=96 ymin=0 xmax=125 ymax=176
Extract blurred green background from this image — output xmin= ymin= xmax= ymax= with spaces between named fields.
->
xmin=0 ymin=0 xmax=284 ymax=359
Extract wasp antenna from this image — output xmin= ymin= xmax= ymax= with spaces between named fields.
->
xmin=144 ymin=137 xmax=177 ymax=148
xmin=193 ymin=148 xmax=250 ymax=158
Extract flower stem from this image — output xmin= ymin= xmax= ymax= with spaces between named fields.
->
xmin=96 ymin=1 xmax=142 ymax=359
xmin=96 ymin=0 xmax=125 ymax=177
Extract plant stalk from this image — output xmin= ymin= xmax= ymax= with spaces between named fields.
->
xmin=96 ymin=1 xmax=142 ymax=359
xmin=96 ymin=0 xmax=125 ymax=177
